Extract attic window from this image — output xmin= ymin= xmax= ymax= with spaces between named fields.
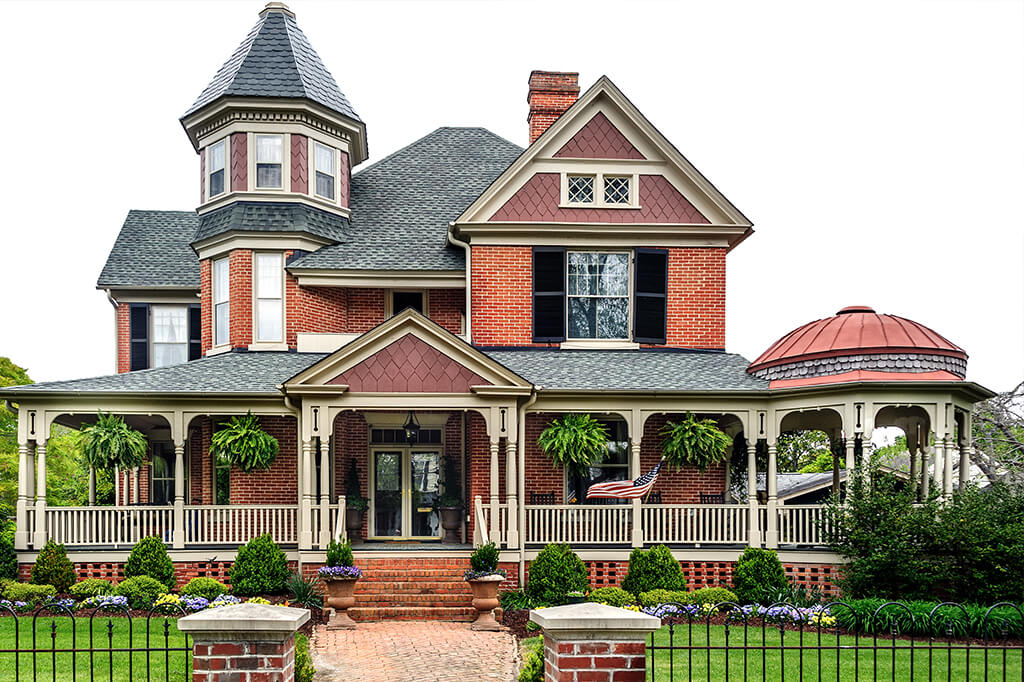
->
xmin=604 ymin=176 xmax=631 ymax=204
xmin=314 ymin=142 xmax=336 ymax=200
xmin=567 ymin=175 xmax=595 ymax=204
xmin=255 ymin=134 xmax=283 ymax=189
xmin=208 ymin=140 xmax=226 ymax=197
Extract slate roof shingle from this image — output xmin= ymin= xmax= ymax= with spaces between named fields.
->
xmin=193 ymin=202 xmax=349 ymax=244
xmin=183 ymin=8 xmax=360 ymax=122
xmin=96 ymin=210 xmax=200 ymax=288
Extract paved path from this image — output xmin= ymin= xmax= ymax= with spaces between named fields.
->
xmin=311 ymin=622 xmax=521 ymax=681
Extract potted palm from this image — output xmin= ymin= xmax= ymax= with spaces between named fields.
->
xmin=434 ymin=455 xmax=463 ymax=543
xmin=344 ymin=459 xmax=368 ymax=543
xmin=210 ymin=412 xmax=279 ymax=472
xmin=318 ymin=538 xmax=362 ymax=630
xmin=537 ymin=413 xmax=609 ymax=473
xmin=464 ymin=541 xmax=506 ymax=631
xmin=660 ymin=413 xmax=731 ymax=471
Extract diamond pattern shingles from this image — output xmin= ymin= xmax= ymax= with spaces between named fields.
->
xmin=553 ymin=112 xmax=645 ymax=159
xmin=328 ymin=334 xmax=491 ymax=393
xmin=490 ymin=173 xmax=708 ymax=223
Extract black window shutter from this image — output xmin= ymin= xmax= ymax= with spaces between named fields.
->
xmin=128 ymin=304 xmax=149 ymax=371
xmin=532 ymin=247 xmax=566 ymax=342
xmin=188 ymin=304 xmax=202 ymax=361
xmin=633 ymin=248 xmax=668 ymax=344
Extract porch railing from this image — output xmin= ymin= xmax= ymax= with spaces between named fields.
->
xmin=183 ymin=505 xmax=298 ymax=545
xmin=46 ymin=506 xmax=174 ymax=548
xmin=525 ymin=504 xmax=633 ymax=545
xmin=642 ymin=504 xmax=749 ymax=545
xmin=776 ymin=504 xmax=829 ymax=546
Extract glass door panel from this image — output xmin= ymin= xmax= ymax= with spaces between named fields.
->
xmin=373 ymin=451 xmax=403 ymax=537
xmin=410 ymin=451 xmax=440 ymax=538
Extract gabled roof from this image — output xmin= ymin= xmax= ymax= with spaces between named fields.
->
xmin=182 ymin=5 xmax=360 ymax=122
xmin=97 ymin=210 xmax=200 ymax=289
xmin=193 ymin=202 xmax=348 ymax=246
xmin=289 ymin=127 xmax=522 ymax=272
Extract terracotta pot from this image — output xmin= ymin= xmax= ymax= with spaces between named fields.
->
xmin=324 ymin=576 xmax=359 ymax=630
xmin=439 ymin=507 xmax=463 ymax=544
xmin=467 ymin=574 xmax=504 ymax=631
xmin=345 ymin=507 xmax=365 ymax=544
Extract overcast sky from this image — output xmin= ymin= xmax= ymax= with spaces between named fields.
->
xmin=1 ymin=0 xmax=1021 ymax=393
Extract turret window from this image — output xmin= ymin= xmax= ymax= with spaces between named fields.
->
xmin=208 ymin=140 xmax=226 ymax=197
xmin=255 ymin=252 xmax=284 ymax=342
xmin=213 ymin=257 xmax=230 ymax=346
xmin=255 ymin=134 xmax=283 ymax=188
xmin=314 ymin=142 xmax=336 ymax=200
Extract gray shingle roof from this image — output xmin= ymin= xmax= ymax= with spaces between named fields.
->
xmin=0 ymin=352 xmax=326 ymax=396
xmin=484 ymin=349 xmax=768 ymax=392
xmin=289 ymin=127 xmax=522 ymax=271
xmin=193 ymin=202 xmax=348 ymax=244
xmin=97 ymin=210 xmax=200 ymax=288
xmin=183 ymin=7 xmax=360 ymax=122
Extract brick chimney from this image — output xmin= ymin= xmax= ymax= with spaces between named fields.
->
xmin=527 ymin=71 xmax=580 ymax=144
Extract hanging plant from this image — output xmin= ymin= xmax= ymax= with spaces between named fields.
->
xmin=537 ymin=414 xmax=609 ymax=473
xmin=660 ymin=413 xmax=731 ymax=472
xmin=210 ymin=412 xmax=279 ymax=473
xmin=80 ymin=411 xmax=147 ymax=470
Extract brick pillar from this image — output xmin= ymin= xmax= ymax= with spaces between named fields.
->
xmin=178 ymin=603 xmax=310 ymax=681
xmin=530 ymin=603 xmax=660 ymax=682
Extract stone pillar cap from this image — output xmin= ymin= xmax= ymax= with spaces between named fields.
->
xmin=529 ymin=603 xmax=660 ymax=633
xmin=178 ymin=604 xmax=310 ymax=634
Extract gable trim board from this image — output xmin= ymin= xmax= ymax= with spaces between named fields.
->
xmin=289 ymin=269 xmax=465 ymax=289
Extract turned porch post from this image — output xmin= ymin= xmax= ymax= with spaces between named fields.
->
xmin=631 ymin=438 xmax=643 ymax=548
xmin=131 ymin=467 xmax=140 ymax=505
xmin=747 ymin=438 xmax=759 ymax=547
xmin=921 ymin=445 xmax=931 ymax=497
xmin=943 ymin=436 xmax=955 ymax=499
xmin=845 ymin=438 xmax=856 ymax=492
xmin=765 ymin=439 xmax=778 ymax=548
xmin=319 ymin=435 xmax=331 ymax=548
xmin=505 ymin=436 xmax=519 ymax=548
xmin=15 ymin=441 xmax=30 ymax=549
xmin=33 ymin=438 xmax=48 ymax=548
xmin=959 ymin=413 xmax=972 ymax=490
xmin=172 ymin=440 xmax=186 ymax=549
xmin=488 ymin=439 xmax=500 ymax=542
xmin=299 ymin=439 xmax=314 ymax=550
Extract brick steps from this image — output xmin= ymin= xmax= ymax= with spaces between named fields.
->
xmin=346 ymin=559 xmax=477 ymax=619
xmin=350 ymin=606 xmax=478 ymax=622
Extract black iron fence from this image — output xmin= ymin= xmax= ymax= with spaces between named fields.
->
xmin=647 ymin=601 xmax=1024 ymax=681
xmin=0 ymin=601 xmax=191 ymax=681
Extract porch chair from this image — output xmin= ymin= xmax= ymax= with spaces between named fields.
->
xmin=529 ymin=491 xmax=556 ymax=505
xmin=699 ymin=492 xmax=725 ymax=504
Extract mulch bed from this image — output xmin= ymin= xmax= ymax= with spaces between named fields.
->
xmin=502 ymin=608 xmax=532 ymax=640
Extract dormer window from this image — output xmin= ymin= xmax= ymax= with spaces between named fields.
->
xmin=567 ymin=175 xmax=595 ymax=204
xmin=314 ymin=142 xmax=336 ymax=200
xmin=255 ymin=134 xmax=283 ymax=189
xmin=208 ymin=139 xmax=226 ymax=197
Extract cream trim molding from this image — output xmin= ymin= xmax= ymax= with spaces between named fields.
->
xmin=291 ymin=269 xmax=465 ymax=289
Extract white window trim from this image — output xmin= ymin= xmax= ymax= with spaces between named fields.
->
xmin=206 ymin=138 xmax=228 ymax=200
xmin=385 ymin=289 xmax=429 ymax=318
xmin=212 ymin=257 xmax=230 ymax=349
xmin=560 ymin=172 xmax=640 ymax=209
xmin=565 ymin=250 xmax=633 ymax=342
xmin=252 ymin=251 xmax=286 ymax=347
xmin=250 ymin=133 xmax=289 ymax=192
xmin=310 ymin=139 xmax=339 ymax=203
xmin=150 ymin=304 xmax=189 ymax=369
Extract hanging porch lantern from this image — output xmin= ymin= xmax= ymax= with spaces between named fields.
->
xmin=403 ymin=411 xmax=420 ymax=444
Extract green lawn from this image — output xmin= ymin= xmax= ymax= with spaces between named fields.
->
xmin=0 ymin=616 xmax=191 ymax=681
xmin=647 ymin=624 xmax=1023 ymax=681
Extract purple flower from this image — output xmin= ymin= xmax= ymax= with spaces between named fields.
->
xmin=463 ymin=568 xmax=507 ymax=581
xmin=181 ymin=596 xmax=210 ymax=612
xmin=318 ymin=565 xmax=362 ymax=579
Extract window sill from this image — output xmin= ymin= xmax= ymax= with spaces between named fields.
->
xmin=249 ymin=342 xmax=289 ymax=351
xmin=561 ymin=340 xmax=640 ymax=350
xmin=206 ymin=345 xmax=232 ymax=357
xmin=558 ymin=203 xmax=642 ymax=210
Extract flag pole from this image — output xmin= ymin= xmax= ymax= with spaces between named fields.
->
xmin=642 ymin=457 xmax=665 ymax=505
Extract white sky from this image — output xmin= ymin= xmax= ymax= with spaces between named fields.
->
xmin=1 ymin=0 xmax=1021 ymax=392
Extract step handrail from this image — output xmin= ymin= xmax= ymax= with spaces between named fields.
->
xmin=473 ymin=495 xmax=489 ymax=546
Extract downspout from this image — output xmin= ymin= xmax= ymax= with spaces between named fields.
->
xmin=446 ymin=221 xmax=471 ymax=343
xmin=518 ymin=388 xmax=540 ymax=589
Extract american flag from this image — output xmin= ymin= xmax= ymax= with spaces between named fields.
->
xmin=586 ymin=460 xmax=664 ymax=499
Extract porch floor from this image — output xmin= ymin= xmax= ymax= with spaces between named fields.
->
xmin=352 ymin=541 xmax=473 ymax=552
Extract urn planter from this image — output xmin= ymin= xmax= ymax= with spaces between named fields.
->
xmin=345 ymin=508 xmax=365 ymax=544
xmin=323 ymin=576 xmax=359 ymax=630
xmin=439 ymin=507 xmax=463 ymax=544
xmin=467 ymin=574 xmax=504 ymax=631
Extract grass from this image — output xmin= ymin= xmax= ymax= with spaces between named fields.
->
xmin=0 ymin=616 xmax=191 ymax=681
xmin=647 ymin=624 xmax=1023 ymax=681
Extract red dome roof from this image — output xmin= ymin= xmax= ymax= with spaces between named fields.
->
xmin=749 ymin=306 xmax=966 ymax=372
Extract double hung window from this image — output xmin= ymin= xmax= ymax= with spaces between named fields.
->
xmin=208 ymin=140 xmax=226 ymax=197
xmin=314 ymin=142 xmax=336 ymax=200
xmin=255 ymin=253 xmax=284 ymax=342
xmin=255 ymin=134 xmax=283 ymax=189
xmin=567 ymin=252 xmax=630 ymax=340
xmin=151 ymin=305 xmax=188 ymax=368
xmin=213 ymin=257 xmax=230 ymax=346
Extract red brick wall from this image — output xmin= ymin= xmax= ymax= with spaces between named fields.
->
xmin=227 ymin=415 xmax=298 ymax=505
xmin=228 ymin=249 xmax=253 ymax=349
xmin=527 ymin=71 xmax=580 ymax=144
xmin=291 ymin=134 xmax=308 ymax=194
xmin=188 ymin=418 xmax=210 ymax=505
xmin=641 ymin=414 xmax=727 ymax=502
xmin=347 ymin=288 xmax=387 ymax=333
xmin=116 ymin=303 xmax=130 ymax=373
xmin=230 ymin=132 xmax=247 ymax=192
xmin=427 ymin=288 xmax=464 ymax=335
xmin=659 ymin=247 xmax=726 ymax=350
xmin=200 ymin=259 xmax=213 ymax=354
xmin=524 ymin=413 xmax=567 ymax=503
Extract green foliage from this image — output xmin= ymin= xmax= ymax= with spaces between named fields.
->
xmin=636 ymin=587 xmax=739 ymax=607
xmin=621 ymin=545 xmax=686 ymax=597
xmin=80 ymin=411 xmax=147 ymax=470
xmin=2 ymin=581 xmax=56 ymax=604
xmin=124 ymin=536 xmax=175 ymax=590
xmin=519 ymin=637 xmax=544 ymax=682
xmin=526 ymin=543 xmax=589 ymax=606
xmin=732 ymin=547 xmax=787 ymax=605
xmin=587 ymin=586 xmax=635 ymax=607
xmin=778 ymin=430 xmax=835 ymax=472
xmin=660 ymin=413 xmax=731 ymax=471
xmin=537 ymin=414 xmax=609 ymax=473
xmin=31 ymin=540 xmax=75 ymax=592
xmin=499 ymin=589 xmax=539 ymax=611
xmin=798 ymin=451 xmax=845 ymax=474
xmin=345 ymin=459 xmax=368 ymax=511
xmin=69 ymin=579 xmax=113 ymax=599
xmin=286 ymin=572 xmax=323 ymax=608
xmin=114 ymin=575 xmax=168 ymax=609
xmin=833 ymin=598 xmax=1024 ymax=640
xmin=295 ymin=633 xmax=315 ymax=682
xmin=470 ymin=541 xmax=499 ymax=573
xmin=0 ymin=524 xmax=17 ymax=580
xmin=229 ymin=534 xmax=290 ymax=596
xmin=436 ymin=455 xmax=463 ymax=508
xmin=210 ymin=412 xmax=279 ymax=473
xmin=638 ymin=589 xmax=692 ymax=607
xmin=688 ymin=587 xmax=739 ymax=606
xmin=180 ymin=577 xmax=229 ymax=601
xmin=764 ymin=582 xmax=823 ymax=607
xmin=325 ymin=538 xmax=354 ymax=568
xmin=0 ymin=358 xmax=32 ymax=518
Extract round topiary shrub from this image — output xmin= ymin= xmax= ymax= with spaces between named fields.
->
xmin=124 ymin=536 xmax=176 ymax=590
xmin=526 ymin=543 xmax=589 ymax=606
xmin=621 ymin=544 xmax=686 ymax=597
xmin=180 ymin=577 xmax=229 ymax=602
xmin=114 ymin=575 xmax=168 ymax=609
xmin=586 ymin=586 xmax=634 ymax=608
xmin=31 ymin=540 xmax=76 ymax=593
xmin=732 ymin=546 xmax=787 ymax=605
xmin=69 ymin=579 xmax=114 ymax=599
xmin=229 ymin=534 xmax=290 ymax=596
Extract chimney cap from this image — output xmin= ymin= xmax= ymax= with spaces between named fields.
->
xmin=260 ymin=2 xmax=295 ymax=18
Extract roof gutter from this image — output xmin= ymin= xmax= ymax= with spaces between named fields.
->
xmin=446 ymin=221 xmax=471 ymax=343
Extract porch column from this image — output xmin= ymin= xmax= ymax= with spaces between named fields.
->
xmin=765 ymin=440 xmax=778 ymax=548
xmin=844 ymin=438 xmax=856 ymax=496
xmin=131 ymin=467 xmax=140 ymax=504
xmin=87 ymin=468 xmax=96 ymax=506
xmin=631 ymin=439 xmax=643 ymax=548
xmin=933 ymin=440 xmax=944 ymax=496
xmin=33 ymin=439 xmax=47 ymax=549
xmin=921 ymin=447 xmax=931 ymax=497
xmin=489 ymin=439 xmax=500 ymax=542
xmin=505 ymin=437 xmax=519 ymax=548
xmin=319 ymin=435 xmax=331 ymax=548
xmin=747 ymin=438 xmax=759 ymax=547
xmin=299 ymin=439 xmax=314 ymax=550
xmin=943 ymin=437 xmax=955 ymax=499
xmin=172 ymin=440 xmax=186 ymax=549
xmin=15 ymin=441 xmax=30 ymax=549
xmin=959 ymin=415 xmax=972 ymax=490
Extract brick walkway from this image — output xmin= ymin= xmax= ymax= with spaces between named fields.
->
xmin=311 ymin=622 xmax=521 ymax=681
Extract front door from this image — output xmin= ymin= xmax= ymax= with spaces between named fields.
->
xmin=371 ymin=448 xmax=441 ymax=540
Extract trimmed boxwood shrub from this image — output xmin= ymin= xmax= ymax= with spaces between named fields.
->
xmin=518 ymin=637 xmax=544 ymax=682
xmin=31 ymin=540 xmax=76 ymax=593
xmin=732 ymin=547 xmax=787 ymax=605
xmin=114 ymin=575 xmax=167 ymax=609
xmin=586 ymin=586 xmax=634 ymax=608
xmin=229 ymin=534 xmax=290 ymax=596
xmin=526 ymin=543 xmax=589 ymax=606
xmin=124 ymin=536 xmax=175 ymax=590
xmin=621 ymin=545 xmax=686 ymax=597
xmin=295 ymin=633 xmax=315 ymax=682
xmin=2 ymin=581 xmax=56 ymax=604
xmin=688 ymin=587 xmax=738 ymax=606
xmin=180 ymin=577 xmax=229 ymax=602
xmin=69 ymin=579 xmax=114 ymax=599
xmin=638 ymin=589 xmax=691 ymax=607
xmin=325 ymin=538 xmax=355 ymax=568
xmin=470 ymin=541 xmax=500 ymax=574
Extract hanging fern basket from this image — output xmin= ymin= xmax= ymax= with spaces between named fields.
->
xmin=660 ymin=413 xmax=731 ymax=472
xmin=211 ymin=412 xmax=280 ymax=473
xmin=537 ymin=413 xmax=609 ymax=473
xmin=80 ymin=411 xmax=148 ymax=470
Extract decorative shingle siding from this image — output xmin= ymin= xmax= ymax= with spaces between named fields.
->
xmin=199 ymin=148 xmax=206 ymax=204
xmin=290 ymin=134 xmax=308 ymax=194
xmin=553 ymin=112 xmax=645 ymax=160
xmin=751 ymin=352 xmax=968 ymax=381
xmin=230 ymin=132 xmax=247 ymax=192
xmin=327 ymin=334 xmax=490 ymax=392
xmin=339 ymin=151 xmax=350 ymax=209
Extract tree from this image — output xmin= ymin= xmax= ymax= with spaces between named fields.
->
xmin=0 ymin=357 xmax=32 ymax=517
xmin=971 ymin=380 xmax=1024 ymax=483
xmin=776 ymin=430 xmax=833 ymax=472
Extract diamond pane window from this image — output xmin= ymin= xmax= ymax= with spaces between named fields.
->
xmin=567 ymin=175 xmax=595 ymax=204
xmin=604 ymin=176 xmax=631 ymax=204
xmin=567 ymin=252 xmax=629 ymax=339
